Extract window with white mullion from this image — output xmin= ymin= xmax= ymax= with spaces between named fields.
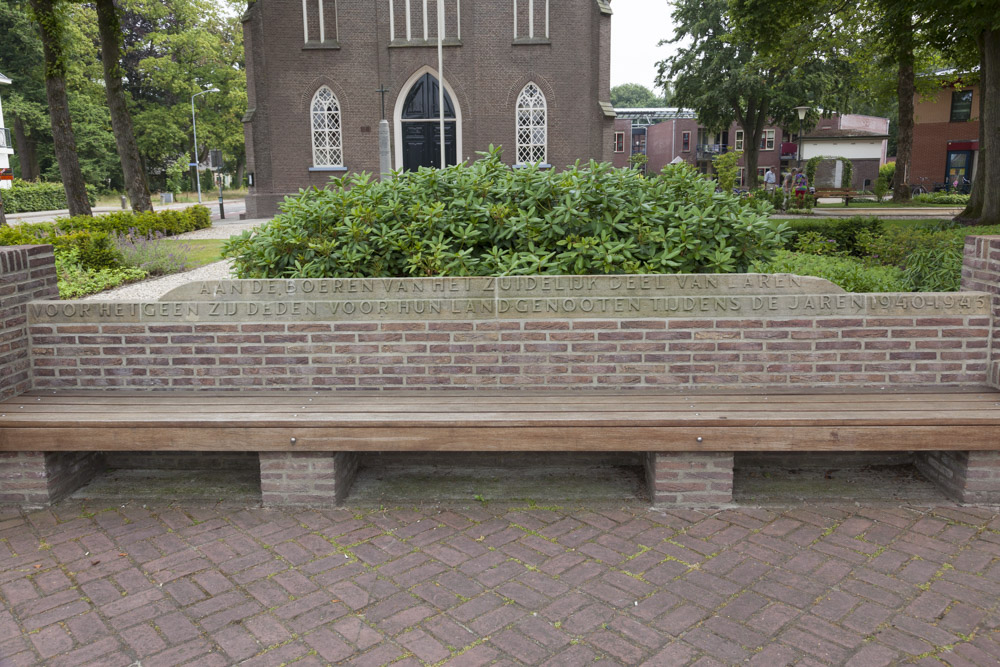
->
xmin=516 ymin=83 xmax=547 ymax=164
xmin=311 ymin=87 xmax=343 ymax=167
xmin=389 ymin=0 xmax=460 ymax=44
xmin=513 ymin=0 xmax=548 ymax=40
xmin=301 ymin=0 xmax=309 ymax=42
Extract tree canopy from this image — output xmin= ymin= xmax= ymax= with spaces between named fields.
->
xmin=611 ymin=83 xmax=671 ymax=108
xmin=1 ymin=0 xmax=246 ymax=193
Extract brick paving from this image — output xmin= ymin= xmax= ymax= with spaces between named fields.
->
xmin=1 ymin=500 xmax=999 ymax=666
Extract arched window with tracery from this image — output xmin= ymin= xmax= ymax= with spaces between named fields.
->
xmin=516 ymin=83 xmax=547 ymax=164
xmin=311 ymin=86 xmax=343 ymax=167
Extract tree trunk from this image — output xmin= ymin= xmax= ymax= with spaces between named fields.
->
xmin=958 ymin=34 xmax=985 ymax=224
xmin=30 ymin=0 xmax=91 ymax=216
xmin=892 ymin=9 xmax=914 ymax=203
xmin=0 ymin=188 xmax=7 ymax=227
xmin=974 ymin=26 xmax=999 ymax=225
xmin=12 ymin=115 xmax=40 ymax=181
xmin=95 ymin=0 xmax=152 ymax=213
xmin=235 ymin=158 xmax=245 ymax=189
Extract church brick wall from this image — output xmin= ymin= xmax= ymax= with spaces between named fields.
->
xmin=242 ymin=0 xmax=615 ymax=217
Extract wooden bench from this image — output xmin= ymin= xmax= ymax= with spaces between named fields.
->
xmin=813 ymin=188 xmax=875 ymax=206
xmin=3 ymin=388 xmax=999 ymax=506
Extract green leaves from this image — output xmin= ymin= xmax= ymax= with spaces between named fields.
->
xmin=223 ymin=149 xmax=784 ymax=279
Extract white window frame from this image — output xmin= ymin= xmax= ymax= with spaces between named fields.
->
xmin=681 ymin=131 xmax=691 ymax=152
xmin=303 ymin=0 xmax=338 ymax=43
xmin=760 ymin=129 xmax=775 ymax=151
xmin=735 ymin=130 xmax=744 ymax=151
xmin=737 ymin=167 xmax=745 ymax=186
xmin=389 ymin=0 xmax=462 ymax=42
xmin=515 ymin=82 xmax=547 ymax=164
xmin=513 ymin=0 xmax=549 ymax=40
xmin=310 ymin=86 xmax=343 ymax=167
xmin=613 ymin=131 xmax=625 ymax=153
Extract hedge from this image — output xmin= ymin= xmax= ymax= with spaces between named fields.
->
xmin=224 ymin=148 xmax=788 ymax=278
xmin=0 ymin=205 xmax=212 ymax=270
xmin=1 ymin=179 xmax=98 ymax=213
xmin=779 ymin=216 xmax=883 ymax=256
xmin=752 ymin=250 xmax=909 ymax=292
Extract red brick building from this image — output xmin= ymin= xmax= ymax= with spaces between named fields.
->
xmin=912 ymin=81 xmax=979 ymax=191
xmin=613 ymin=110 xmax=888 ymax=190
xmin=242 ymin=0 xmax=616 ymax=217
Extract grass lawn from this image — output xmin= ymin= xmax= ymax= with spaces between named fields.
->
xmin=163 ymin=239 xmax=227 ymax=269
xmin=814 ymin=200 xmax=961 ymax=208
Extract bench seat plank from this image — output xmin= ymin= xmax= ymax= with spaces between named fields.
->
xmin=0 ymin=425 xmax=996 ymax=452
xmin=1 ymin=390 xmax=998 ymax=452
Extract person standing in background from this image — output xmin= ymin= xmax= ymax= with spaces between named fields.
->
xmin=764 ymin=167 xmax=777 ymax=194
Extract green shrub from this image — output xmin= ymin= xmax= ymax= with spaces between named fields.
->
xmin=912 ymin=192 xmax=970 ymax=205
xmin=781 ymin=216 xmax=882 ymax=256
xmin=712 ymin=150 xmax=742 ymax=192
xmin=902 ymin=240 xmax=964 ymax=292
xmin=55 ymin=248 xmax=148 ymax=299
xmin=114 ymin=231 xmax=193 ymax=275
xmin=0 ymin=205 xmax=211 ymax=271
xmin=878 ymin=162 xmax=895 ymax=188
xmin=752 ymin=250 xmax=908 ymax=292
xmin=223 ymin=148 xmax=787 ymax=278
xmin=1 ymin=179 xmax=98 ymax=213
xmin=794 ymin=231 xmax=843 ymax=256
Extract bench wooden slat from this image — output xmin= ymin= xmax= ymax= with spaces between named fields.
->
xmin=1 ymin=424 xmax=997 ymax=452
xmin=3 ymin=399 xmax=997 ymax=416
xmin=2 ymin=408 xmax=1000 ymax=427
xmin=3 ymin=390 xmax=997 ymax=453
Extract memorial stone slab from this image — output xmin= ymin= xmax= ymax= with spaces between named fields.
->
xmin=159 ymin=273 xmax=844 ymax=302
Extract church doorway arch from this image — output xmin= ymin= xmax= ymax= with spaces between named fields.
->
xmin=394 ymin=68 xmax=462 ymax=171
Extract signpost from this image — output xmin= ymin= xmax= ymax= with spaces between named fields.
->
xmin=209 ymin=149 xmax=225 ymax=220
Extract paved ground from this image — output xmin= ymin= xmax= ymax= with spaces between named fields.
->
xmin=2 ymin=499 xmax=999 ymax=666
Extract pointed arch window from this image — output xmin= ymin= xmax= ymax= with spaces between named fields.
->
xmin=311 ymin=87 xmax=343 ymax=167
xmin=516 ymin=83 xmax=547 ymax=165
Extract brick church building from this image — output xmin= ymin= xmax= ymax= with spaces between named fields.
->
xmin=241 ymin=0 xmax=616 ymax=217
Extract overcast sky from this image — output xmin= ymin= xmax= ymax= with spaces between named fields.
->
xmin=610 ymin=1 xmax=677 ymax=92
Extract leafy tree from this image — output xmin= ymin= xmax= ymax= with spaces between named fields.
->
xmin=657 ymin=0 xmax=849 ymax=189
xmin=0 ymin=0 xmax=49 ymax=180
xmin=28 ymin=0 xmax=92 ymax=215
xmin=95 ymin=0 xmax=152 ymax=212
xmin=611 ymin=83 xmax=665 ymax=108
xmin=916 ymin=1 xmax=1000 ymax=225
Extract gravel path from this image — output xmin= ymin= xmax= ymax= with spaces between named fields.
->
xmin=80 ymin=219 xmax=270 ymax=301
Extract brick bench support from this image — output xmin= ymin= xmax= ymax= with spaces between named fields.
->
xmin=644 ymin=452 xmax=735 ymax=505
xmin=0 ymin=451 xmax=104 ymax=506
xmin=915 ymin=451 xmax=1000 ymax=504
xmin=259 ymin=452 xmax=360 ymax=506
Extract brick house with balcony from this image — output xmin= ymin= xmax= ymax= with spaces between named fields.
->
xmin=242 ymin=0 xmax=616 ymax=217
xmin=613 ymin=108 xmax=888 ymax=189
xmin=912 ymin=79 xmax=979 ymax=191
xmin=0 ymin=71 xmax=13 ymax=190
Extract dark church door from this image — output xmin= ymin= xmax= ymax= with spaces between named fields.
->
xmin=401 ymin=73 xmax=457 ymax=171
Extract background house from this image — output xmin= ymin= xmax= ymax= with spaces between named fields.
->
xmin=613 ymin=108 xmax=889 ymax=190
xmin=912 ymin=79 xmax=979 ymax=191
xmin=242 ymin=0 xmax=616 ymax=217
xmin=0 ymin=71 xmax=12 ymax=190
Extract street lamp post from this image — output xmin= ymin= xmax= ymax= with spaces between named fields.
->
xmin=794 ymin=105 xmax=810 ymax=168
xmin=191 ymin=87 xmax=220 ymax=203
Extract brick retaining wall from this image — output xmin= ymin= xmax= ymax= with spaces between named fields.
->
xmin=2 ymin=238 xmax=1000 ymax=507
xmin=0 ymin=246 xmax=58 ymax=400
xmin=26 ymin=315 xmax=992 ymax=390
xmin=961 ymin=235 xmax=1000 ymax=387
